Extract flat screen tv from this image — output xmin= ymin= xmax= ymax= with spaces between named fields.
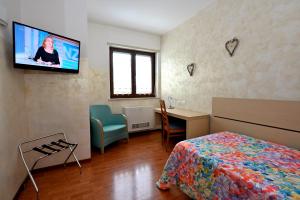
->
xmin=13 ymin=21 xmax=80 ymax=73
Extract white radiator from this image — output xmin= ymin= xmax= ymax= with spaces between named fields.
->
xmin=122 ymin=106 xmax=155 ymax=132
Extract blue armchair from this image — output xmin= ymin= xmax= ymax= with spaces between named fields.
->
xmin=90 ymin=105 xmax=129 ymax=154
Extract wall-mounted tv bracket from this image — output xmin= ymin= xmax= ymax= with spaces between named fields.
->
xmin=18 ymin=132 xmax=82 ymax=199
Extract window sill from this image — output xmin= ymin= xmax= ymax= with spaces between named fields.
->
xmin=108 ymin=97 xmax=160 ymax=101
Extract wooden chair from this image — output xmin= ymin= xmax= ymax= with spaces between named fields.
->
xmin=159 ymin=100 xmax=185 ymax=151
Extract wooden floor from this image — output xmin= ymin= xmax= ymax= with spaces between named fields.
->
xmin=18 ymin=131 xmax=190 ymax=200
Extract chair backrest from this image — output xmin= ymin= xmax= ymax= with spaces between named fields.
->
xmin=160 ymin=100 xmax=170 ymax=133
xmin=90 ymin=105 xmax=112 ymax=126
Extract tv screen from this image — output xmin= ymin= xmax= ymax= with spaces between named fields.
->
xmin=13 ymin=21 xmax=80 ymax=73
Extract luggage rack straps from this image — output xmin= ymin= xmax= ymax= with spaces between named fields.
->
xmin=58 ymin=139 xmax=76 ymax=146
xmin=32 ymin=147 xmax=52 ymax=155
xmin=51 ymin=141 xmax=67 ymax=148
xmin=42 ymin=144 xmax=61 ymax=152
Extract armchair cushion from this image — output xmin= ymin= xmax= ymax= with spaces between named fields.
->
xmin=103 ymin=124 xmax=127 ymax=134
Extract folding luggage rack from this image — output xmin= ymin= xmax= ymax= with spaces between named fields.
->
xmin=18 ymin=133 xmax=82 ymax=197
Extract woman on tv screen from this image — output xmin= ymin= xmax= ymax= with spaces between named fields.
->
xmin=14 ymin=21 xmax=80 ymax=73
xmin=33 ymin=36 xmax=60 ymax=67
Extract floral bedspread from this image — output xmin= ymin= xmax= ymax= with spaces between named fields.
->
xmin=156 ymin=132 xmax=300 ymax=199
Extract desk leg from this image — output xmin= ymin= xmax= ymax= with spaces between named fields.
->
xmin=186 ymin=118 xmax=209 ymax=139
xmin=155 ymin=113 xmax=164 ymax=145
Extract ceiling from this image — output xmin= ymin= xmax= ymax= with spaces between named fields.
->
xmin=87 ymin=0 xmax=214 ymax=35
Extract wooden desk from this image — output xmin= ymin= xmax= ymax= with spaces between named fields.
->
xmin=154 ymin=108 xmax=210 ymax=139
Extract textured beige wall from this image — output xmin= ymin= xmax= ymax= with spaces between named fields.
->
xmin=0 ymin=25 xmax=28 ymax=200
xmin=21 ymin=0 xmax=91 ymax=167
xmin=161 ymin=0 xmax=300 ymax=113
xmin=24 ymin=59 xmax=91 ymax=167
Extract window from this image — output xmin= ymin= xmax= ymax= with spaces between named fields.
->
xmin=110 ymin=47 xmax=155 ymax=98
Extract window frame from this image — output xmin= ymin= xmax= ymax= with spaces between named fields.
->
xmin=109 ymin=47 xmax=156 ymax=98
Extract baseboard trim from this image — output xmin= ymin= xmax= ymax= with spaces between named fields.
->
xmin=129 ymin=128 xmax=160 ymax=134
xmin=13 ymin=158 xmax=91 ymax=199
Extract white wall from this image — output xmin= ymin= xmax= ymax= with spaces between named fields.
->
xmin=0 ymin=0 xmax=91 ymax=198
xmin=1 ymin=1 xmax=160 ymax=199
xmin=0 ymin=0 xmax=29 ymax=199
xmin=20 ymin=0 xmax=88 ymax=57
xmin=64 ymin=0 xmax=88 ymax=58
xmin=88 ymin=22 xmax=160 ymax=70
xmin=0 ymin=1 xmax=162 ymax=199
xmin=88 ymin=22 xmax=161 ymax=113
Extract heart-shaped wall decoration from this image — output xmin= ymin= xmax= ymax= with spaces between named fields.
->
xmin=225 ymin=37 xmax=239 ymax=57
xmin=187 ymin=63 xmax=195 ymax=76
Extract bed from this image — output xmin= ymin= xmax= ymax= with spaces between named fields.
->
xmin=156 ymin=131 xmax=300 ymax=199
xmin=156 ymin=98 xmax=300 ymax=199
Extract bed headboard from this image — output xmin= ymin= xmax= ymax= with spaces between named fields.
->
xmin=210 ymin=97 xmax=300 ymax=149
